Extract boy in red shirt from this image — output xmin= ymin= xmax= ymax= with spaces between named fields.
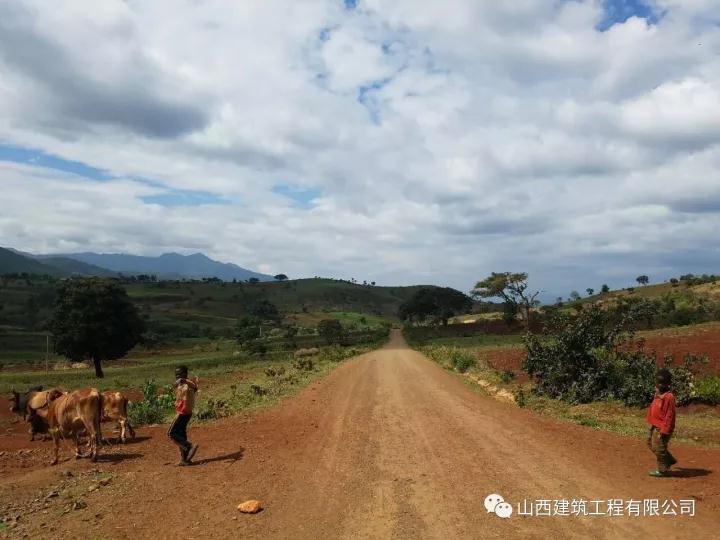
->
xmin=168 ymin=365 xmax=199 ymax=466
xmin=646 ymin=369 xmax=677 ymax=477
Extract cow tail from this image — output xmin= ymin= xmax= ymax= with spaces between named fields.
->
xmin=95 ymin=391 xmax=103 ymax=445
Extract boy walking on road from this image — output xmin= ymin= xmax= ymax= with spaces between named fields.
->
xmin=168 ymin=365 xmax=199 ymax=466
xmin=646 ymin=368 xmax=677 ymax=477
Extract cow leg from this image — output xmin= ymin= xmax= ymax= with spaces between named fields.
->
xmin=119 ymin=420 xmax=127 ymax=443
xmin=74 ymin=434 xmax=87 ymax=458
xmin=82 ymin=419 xmax=98 ymax=462
xmin=49 ymin=430 xmax=60 ymax=466
xmin=127 ymin=421 xmax=136 ymax=440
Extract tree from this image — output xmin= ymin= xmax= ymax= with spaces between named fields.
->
xmin=569 ymin=291 xmax=581 ymax=302
xmin=50 ymin=278 xmax=145 ymax=378
xmin=398 ymin=287 xmax=472 ymax=326
xmin=236 ymin=315 xmax=262 ymax=346
xmin=317 ymin=319 xmax=344 ymax=345
xmin=274 ymin=274 xmax=289 ymax=281
xmin=247 ymin=277 xmax=260 ymax=284
xmin=636 ymin=275 xmax=649 ymax=286
xmin=586 ymin=288 xmax=594 ymax=297
xmin=601 ymin=284 xmax=610 ymax=294
xmin=247 ymin=299 xmax=281 ymax=323
xmin=472 ymin=272 xmax=539 ymax=329
xmin=670 ymin=278 xmax=679 ymax=287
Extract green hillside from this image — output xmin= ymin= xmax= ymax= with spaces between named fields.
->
xmin=0 ymin=276 xmax=434 ymax=364
xmin=0 ymin=247 xmax=64 ymax=276
xmin=39 ymin=256 xmax=118 ymax=277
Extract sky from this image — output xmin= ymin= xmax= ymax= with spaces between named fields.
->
xmin=0 ymin=0 xmax=719 ymax=299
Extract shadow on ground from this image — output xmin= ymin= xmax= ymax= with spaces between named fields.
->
xmin=192 ymin=448 xmax=245 ymax=466
xmin=98 ymin=452 xmax=143 ymax=463
xmin=666 ymin=468 xmax=712 ymax=478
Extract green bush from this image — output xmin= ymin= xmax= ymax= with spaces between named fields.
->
xmin=292 ymin=357 xmax=314 ymax=371
xmin=693 ymin=376 xmax=720 ymax=405
xmin=127 ymin=380 xmax=174 ymax=426
xmin=500 ymin=370 xmax=515 ymax=384
xmin=450 ymin=349 xmax=475 ymax=373
xmin=195 ymin=398 xmax=231 ymax=420
xmin=524 ymin=306 xmax=658 ymax=406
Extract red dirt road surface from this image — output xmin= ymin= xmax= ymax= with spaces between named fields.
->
xmin=1 ymin=330 xmax=719 ymax=539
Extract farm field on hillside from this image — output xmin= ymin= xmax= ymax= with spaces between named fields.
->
xmin=0 ymin=277 xmax=410 ymax=366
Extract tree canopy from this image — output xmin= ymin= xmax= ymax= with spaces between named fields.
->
xmin=247 ymin=298 xmax=281 ymax=323
xmin=50 ymin=278 xmax=145 ymax=378
xmin=398 ymin=287 xmax=472 ymax=326
xmin=317 ymin=318 xmax=344 ymax=345
xmin=472 ymin=272 xmax=539 ymax=328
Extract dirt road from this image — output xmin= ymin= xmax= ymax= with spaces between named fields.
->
xmin=1 ymin=330 xmax=719 ymax=539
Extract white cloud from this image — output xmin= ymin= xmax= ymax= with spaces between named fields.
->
xmin=0 ymin=0 xmax=719 ymax=295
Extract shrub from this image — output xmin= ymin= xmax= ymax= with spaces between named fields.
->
xmin=694 ymin=376 xmax=720 ymax=405
xmin=450 ymin=349 xmax=475 ymax=373
xmin=264 ymin=366 xmax=286 ymax=378
xmin=195 ymin=398 xmax=231 ymax=420
xmin=127 ymin=380 xmax=174 ymax=426
xmin=662 ymin=353 xmax=706 ymax=405
xmin=247 ymin=339 xmax=267 ymax=356
xmin=292 ymin=357 xmax=314 ymax=371
xmin=500 ymin=370 xmax=515 ymax=384
xmin=524 ymin=306 xmax=658 ymax=406
xmin=250 ymin=383 xmax=267 ymax=396
xmin=318 ymin=319 xmax=344 ymax=345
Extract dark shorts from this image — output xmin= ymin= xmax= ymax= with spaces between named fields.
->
xmin=168 ymin=413 xmax=192 ymax=452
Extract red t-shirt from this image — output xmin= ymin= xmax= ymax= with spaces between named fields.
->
xmin=646 ymin=391 xmax=676 ymax=435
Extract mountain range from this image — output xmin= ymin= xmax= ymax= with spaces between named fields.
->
xmin=0 ymin=247 xmax=273 ymax=282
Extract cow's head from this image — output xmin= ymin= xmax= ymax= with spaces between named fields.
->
xmin=9 ymin=390 xmax=20 ymax=413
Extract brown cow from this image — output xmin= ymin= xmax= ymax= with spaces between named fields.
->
xmin=46 ymin=388 xmax=103 ymax=465
xmin=101 ymin=391 xmax=135 ymax=443
xmin=9 ymin=386 xmax=64 ymax=440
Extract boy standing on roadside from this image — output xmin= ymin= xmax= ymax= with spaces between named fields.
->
xmin=168 ymin=365 xmax=199 ymax=466
xmin=646 ymin=368 xmax=677 ymax=477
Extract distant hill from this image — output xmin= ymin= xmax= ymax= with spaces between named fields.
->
xmin=0 ymin=247 xmax=65 ymax=276
xmin=49 ymin=252 xmax=273 ymax=282
xmin=38 ymin=256 xmax=118 ymax=277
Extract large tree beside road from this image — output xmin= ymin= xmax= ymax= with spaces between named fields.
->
xmin=50 ymin=278 xmax=145 ymax=378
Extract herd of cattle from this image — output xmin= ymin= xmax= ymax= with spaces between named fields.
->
xmin=9 ymin=386 xmax=135 ymax=465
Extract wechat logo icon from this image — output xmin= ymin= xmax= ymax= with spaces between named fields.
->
xmin=485 ymin=493 xmax=513 ymax=519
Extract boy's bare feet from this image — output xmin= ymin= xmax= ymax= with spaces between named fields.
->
xmin=186 ymin=444 xmax=199 ymax=463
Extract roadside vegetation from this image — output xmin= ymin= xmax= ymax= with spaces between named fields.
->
xmin=0 ymin=274 xmax=391 ymax=429
xmin=404 ymin=271 xmax=720 ymax=447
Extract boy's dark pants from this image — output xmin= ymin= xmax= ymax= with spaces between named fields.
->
xmin=168 ymin=413 xmax=193 ymax=459
xmin=649 ymin=429 xmax=676 ymax=472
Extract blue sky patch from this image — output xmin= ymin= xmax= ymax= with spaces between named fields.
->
xmin=357 ymin=77 xmax=394 ymax=124
xmin=597 ymin=0 xmax=664 ymax=31
xmin=273 ymin=184 xmax=321 ymax=209
xmin=0 ymin=144 xmax=110 ymax=180
xmin=141 ymin=190 xmax=228 ymax=207
xmin=344 ymin=0 xmax=358 ymax=10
